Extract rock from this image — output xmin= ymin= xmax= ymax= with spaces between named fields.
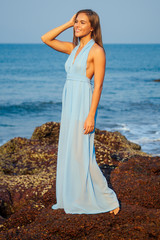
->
xmin=0 ymin=121 xmax=159 ymax=239
xmin=111 ymin=155 xmax=160 ymax=209
xmin=0 ymin=203 xmax=160 ymax=240
xmin=153 ymin=79 xmax=160 ymax=82
xmin=31 ymin=121 xmax=60 ymax=144
xmin=0 ymin=122 xmax=146 ymax=176
xmin=94 ymin=128 xmax=147 ymax=167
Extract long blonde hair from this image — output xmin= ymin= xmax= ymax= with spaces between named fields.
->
xmin=73 ymin=9 xmax=104 ymax=48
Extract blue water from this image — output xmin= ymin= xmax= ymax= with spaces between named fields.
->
xmin=0 ymin=43 xmax=160 ymax=155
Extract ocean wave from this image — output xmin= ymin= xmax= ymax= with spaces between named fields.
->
xmin=113 ymin=123 xmax=131 ymax=132
xmin=133 ymin=137 xmax=160 ymax=145
xmin=108 ymin=66 xmax=160 ymax=73
xmin=105 ymin=123 xmax=131 ymax=133
xmin=100 ymin=101 xmax=160 ymax=113
xmin=151 ymin=153 xmax=160 ymax=157
xmin=0 ymin=140 xmax=8 ymax=147
xmin=0 ymin=124 xmax=14 ymax=127
xmin=119 ymin=101 xmax=160 ymax=112
xmin=98 ymin=104 xmax=116 ymax=112
xmin=0 ymin=101 xmax=62 ymax=115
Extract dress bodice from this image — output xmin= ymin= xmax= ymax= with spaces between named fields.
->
xmin=65 ymin=39 xmax=95 ymax=83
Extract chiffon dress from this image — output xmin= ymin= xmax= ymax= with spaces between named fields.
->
xmin=52 ymin=38 xmax=119 ymax=214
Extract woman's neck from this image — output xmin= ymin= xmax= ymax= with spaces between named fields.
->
xmin=79 ymin=35 xmax=92 ymax=48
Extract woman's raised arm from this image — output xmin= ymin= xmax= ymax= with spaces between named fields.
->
xmin=41 ymin=14 xmax=76 ymax=54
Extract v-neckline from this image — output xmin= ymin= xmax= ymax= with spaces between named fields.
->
xmin=72 ymin=39 xmax=93 ymax=66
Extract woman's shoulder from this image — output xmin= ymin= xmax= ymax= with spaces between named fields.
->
xmin=91 ymin=42 xmax=106 ymax=58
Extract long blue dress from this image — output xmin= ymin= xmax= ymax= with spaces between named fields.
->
xmin=52 ymin=39 xmax=119 ymax=214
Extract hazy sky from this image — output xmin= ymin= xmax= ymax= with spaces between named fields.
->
xmin=0 ymin=0 xmax=160 ymax=44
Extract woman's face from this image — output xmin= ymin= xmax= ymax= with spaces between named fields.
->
xmin=74 ymin=13 xmax=93 ymax=38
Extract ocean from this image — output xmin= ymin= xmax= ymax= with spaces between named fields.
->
xmin=0 ymin=43 xmax=160 ymax=155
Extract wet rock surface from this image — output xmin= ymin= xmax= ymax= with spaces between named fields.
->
xmin=0 ymin=121 xmax=159 ymax=239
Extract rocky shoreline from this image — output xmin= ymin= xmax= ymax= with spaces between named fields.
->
xmin=0 ymin=122 xmax=160 ymax=239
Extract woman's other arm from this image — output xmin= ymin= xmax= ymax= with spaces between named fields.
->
xmin=41 ymin=15 xmax=76 ymax=54
xmin=83 ymin=46 xmax=106 ymax=134
xmin=88 ymin=46 xmax=106 ymax=117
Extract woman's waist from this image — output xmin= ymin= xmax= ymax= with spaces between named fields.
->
xmin=66 ymin=73 xmax=91 ymax=84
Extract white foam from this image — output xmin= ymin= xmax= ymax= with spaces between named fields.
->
xmin=113 ymin=123 xmax=131 ymax=132
xmin=104 ymin=121 xmax=160 ymax=155
xmin=151 ymin=153 xmax=160 ymax=157
xmin=133 ymin=137 xmax=160 ymax=145
xmin=0 ymin=139 xmax=8 ymax=146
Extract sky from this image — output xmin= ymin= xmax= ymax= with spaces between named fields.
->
xmin=0 ymin=0 xmax=160 ymax=44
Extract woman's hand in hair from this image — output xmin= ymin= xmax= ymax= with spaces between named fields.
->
xmin=69 ymin=14 xmax=76 ymax=27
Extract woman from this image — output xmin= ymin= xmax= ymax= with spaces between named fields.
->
xmin=41 ymin=9 xmax=120 ymax=215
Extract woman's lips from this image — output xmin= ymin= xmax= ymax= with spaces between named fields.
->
xmin=75 ymin=29 xmax=81 ymax=33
